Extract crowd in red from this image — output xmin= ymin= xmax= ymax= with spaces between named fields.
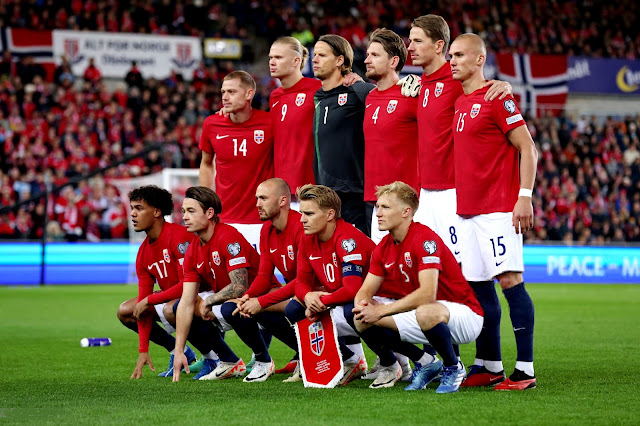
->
xmin=1 ymin=0 xmax=639 ymax=243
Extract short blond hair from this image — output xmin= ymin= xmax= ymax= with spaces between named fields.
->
xmin=273 ymin=36 xmax=309 ymax=71
xmin=375 ymin=181 xmax=419 ymax=213
xmin=297 ymin=184 xmax=341 ymax=219
xmin=224 ymin=70 xmax=256 ymax=91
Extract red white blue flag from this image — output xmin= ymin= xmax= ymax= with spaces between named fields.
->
xmin=0 ymin=28 xmax=55 ymax=81
xmin=497 ymin=53 xmax=568 ymax=117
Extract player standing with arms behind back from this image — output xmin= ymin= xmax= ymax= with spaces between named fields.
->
xmin=199 ymin=71 xmax=273 ymax=249
xmin=450 ymin=33 xmax=538 ymax=390
xmin=268 ymin=37 xmax=320 ymax=209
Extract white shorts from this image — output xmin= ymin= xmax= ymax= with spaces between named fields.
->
xmin=199 ymin=291 xmax=233 ymax=332
xmin=373 ymin=296 xmax=483 ymax=345
xmin=154 ymin=303 xmax=176 ymax=334
xmin=332 ymin=305 xmax=359 ymax=338
xmin=228 ymin=223 xmax=262 ymax=253
xmin=370 ymin=205 xmax=389 ymax=244
xmin=414 ymin=188 xmax=461 ymax=262
xmin=458 ymin=212 xmax=524 ymax=281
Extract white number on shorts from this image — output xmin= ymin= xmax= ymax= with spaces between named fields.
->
xmin=233 ymin=138 xmax=247 ymax=156
xmin=149 ymin=260 xmax=168 ymax=279
xmin=399 ymin=264 xmax=410 ymax=283
xmin=490 ymin=236 xmax=506 ymax=257
xmin=281 ymin=254 xmax=288 ymax=272
xmin=281 ymin=103 xmax=288 ymax=121
xmin=324 ymin=263 xmax=335 ymax=283
xmin=372 ymin=106 xmax=380 ymax=124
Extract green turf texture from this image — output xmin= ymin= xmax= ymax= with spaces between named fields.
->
xmin=0 ymin=284 xmax=638 ymax=425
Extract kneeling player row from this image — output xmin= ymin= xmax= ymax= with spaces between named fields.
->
xmin=118 ymin=180 xmax=535 ymax=391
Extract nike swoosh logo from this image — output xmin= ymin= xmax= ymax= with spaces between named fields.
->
xmin=366 ymin=104 xmax=372 ymax=108
xmin=216 ymin=134 xmax=230 ymax=139
xmin=270 ymin=248 xmax=277 ymax=253
xmin=197 ymin=262 xmax=204 ymax=268
xmin=454 ymin=251 xmax=460 ymax=255
xmin=272 ymin=101 xmax=279 ymax=108
xmin=309 ymin=256 xmax=322 ymax=260
xmin=488 ymin=375 xmax=504 ymax=383
xmin=495 ymin=260 xmax=505 ymax=266
xmin=384 ymin=262 xmax=395 ymax=268
xmin=244 ymin=371 xmax=268 ymax=381
xmin=455 ymin=110 xmax=460 ymax=114
xmin=315 ymin=102 xmax=321 ymax=109
xmin=513 ymin=327 xmax=525 ymax=332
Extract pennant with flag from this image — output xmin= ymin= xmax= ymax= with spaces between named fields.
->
xmin=295 ymin=309 xmax=343 ymax=388
xmin=496 ymin=53 xmax=568 ymax=117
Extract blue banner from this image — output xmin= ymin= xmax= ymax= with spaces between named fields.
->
xmin=1 ymin=242 xmax=639 ymax=285
xmin=568 ymin=57 xmax=640 ymax=94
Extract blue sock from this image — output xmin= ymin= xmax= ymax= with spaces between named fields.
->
xmin=338 ymin=336 xmax=355 ymax=361
xmin=394 ymin=341 xmax=426 ymax=364
xmin=470 ymin=281 xmax=502 ymax=362
xmin=220 ymin=302 xmax=270 ymax=363
xmin=423 ymin=344 xmax=437 ymax=356
xmin=503 ymin=282 xmax=534 ymax=362
xmin=423 ymin=323 xmax=457 ymax=367
xmin=284 ymin=299 xmax=306 ymax=324
xmin=255 ymin=311 xmax=298 ymax=351
xmin=261 ymin=328 xmax=273 ymax=349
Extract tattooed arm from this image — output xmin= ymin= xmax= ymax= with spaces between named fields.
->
xmin=205 ymin=268 xmax=249 ymax=306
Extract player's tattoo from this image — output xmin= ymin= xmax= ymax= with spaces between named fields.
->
xmin=206 ymin=268 xmax=249 ymax=305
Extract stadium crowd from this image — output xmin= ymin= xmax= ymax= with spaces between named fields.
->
xmin=3 ymin=0 xmax=639 ymax=58
xmin=1 ymin=2 xmax=640 ymax=243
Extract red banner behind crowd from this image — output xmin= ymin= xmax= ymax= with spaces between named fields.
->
xmin=0 ymin=28 xmax=55 ymax=82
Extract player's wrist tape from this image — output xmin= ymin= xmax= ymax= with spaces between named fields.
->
xmin=519 ymin=188 xmax=533 ymax=197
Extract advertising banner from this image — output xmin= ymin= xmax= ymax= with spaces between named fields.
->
xmin=568 ymin=57 xmax=640 ymax=95
xmin=52 ymin=30 xmax=202 ymax=80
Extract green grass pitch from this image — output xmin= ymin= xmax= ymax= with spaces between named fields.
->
xmin=1 ymin=284 xmax=639 ymax=424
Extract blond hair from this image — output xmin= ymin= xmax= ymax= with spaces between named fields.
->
xmin=223 ymin=70 xmax=256 ymax=91
xmin=375 ymin=181 xmax=419 ymax=213
xmin=273 ymin=36 xmax=309 ymax=71
xmin=297 ymin=184 xmax=341 ymax=219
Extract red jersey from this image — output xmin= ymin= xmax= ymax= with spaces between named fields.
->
xmin=182 ymin=223 xmax=261 ymax=292
xmin=295 ymin=219 xmax=375 ymax=306
xmin=453 ymin=88 xmax=524 ymax=215
xmin=135 ymin=222 xmax=196 ymax=352
xmin=199 ymin=111 xmax=274 ymax=224
xmin=245 ymin=210 xmax=305 ymax=307
xmin=369 ymin=222 xmax=482 ymax=316
xmin=417 ymin=63 xmax=464 ymax=190
xmin=363 ymin=84 xmax=420 ymax=202
xmin=269 ymin=77 xmax=320 ymax=191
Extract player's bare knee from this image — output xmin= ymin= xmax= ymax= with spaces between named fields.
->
xmin=497 ymin=272 xmax=523 ymax=290
xmin=117 ymin=299 xmax=135 ymax=323
xmin=354 ymin=318 xmax=370 ymax=334
xmin=163 ymin=302 xmax=176 ymax=325
xmin=416 ymin=304 xmax=448 ymax=330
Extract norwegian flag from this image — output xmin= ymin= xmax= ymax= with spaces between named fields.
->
xmin=0 ymin=28 xmax=55 ymax=81
xmin=496 ymin=53 xmax=568 ymax=117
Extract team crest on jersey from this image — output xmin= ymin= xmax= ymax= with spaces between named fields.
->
xmin=227 ymin=242 xmax=241 ymax=256
xmin=341 ymin=238 xmax=357 ymax=253
xmin=503 ymin=99 xmax=516 ymax=114
xmin=177 ymin=241 xmax=190 ymax=255
xmin=212 ymin=251 xmax=221 ymax=266
xmin=435 ymin=82 xmax=444 ymax=97
xmin=404 ymin=252 xmax=412 ymax=268
xmin=309 ymin=321 xmax=324 ymax=356
xmin=470 ymin=103 xmax=481 ymax=118
xmin=287 ymin=245 xmax=295 ymax=260
xmin=338 ymin=93 xmax=348 ymax=106
xmin=254 ymin=130 xmax=265 ymax=144
xmin=163 ymin=249 xmax=171 ymax=263
xmin=423 ymin=240 xmax=437 ymax=254
xmin=295 ymin=93 xmax=306 ymax=106
xmin=387 ymin=100 xmax=398 ymax=114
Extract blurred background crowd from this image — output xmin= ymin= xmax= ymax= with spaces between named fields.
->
xmin=1 ymin=0 xmax=639 ymax=243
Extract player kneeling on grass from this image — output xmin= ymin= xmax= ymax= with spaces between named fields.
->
xmin=284 ymin=184 xmax=374 ymax=385
xmin=172 ymin=186 xmax=281 ymax=383
xmin=117 ymin=185 xmax=199 ymax=379
xmin=345 ymin=182 xmax=484 ymax=393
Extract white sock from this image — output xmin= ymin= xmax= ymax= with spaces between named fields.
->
xmin=347 ymin=343 xmax=364 ymax=358
xmin=417 ymin=353 xmax=436 ymax=366
xmin=203 ymin=351 xmax=219 ymax=361
xmin=343 ymin=353 xmax=359 ymax=364
xmin=484 ymin=360 xmax=504 ymax=373
xmin=515 ymin=361 xmax=534 ymax=377
xmin=395 ymin=353 xmax=410 ymax=368
xmin=473 ymin=358 xmax=484 ymax=367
